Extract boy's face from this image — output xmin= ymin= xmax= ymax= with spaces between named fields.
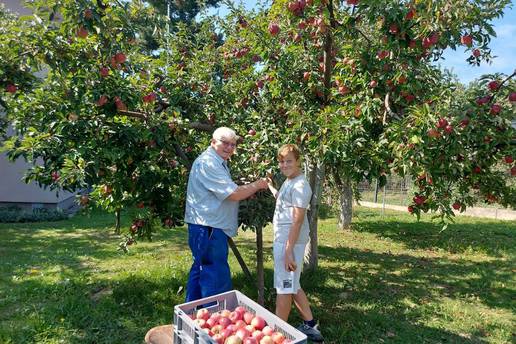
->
xmin=278 ymin=151 xmax=300 ymax=178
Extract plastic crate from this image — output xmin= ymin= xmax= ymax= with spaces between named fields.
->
xmin=173 ymin=290 xmax=307 ymax=344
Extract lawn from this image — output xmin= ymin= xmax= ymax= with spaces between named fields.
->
xmin=0 ymin=207 xmax=514 ymax=343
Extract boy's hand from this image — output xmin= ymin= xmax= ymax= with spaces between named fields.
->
xmin=284 ymin=251 xmax=297 ymax=272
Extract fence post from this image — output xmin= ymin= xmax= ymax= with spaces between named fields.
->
xmin=374 ymin=179 xmax=379 ymax=203
xmin=382 ymin=181 xmax=387 ymax=216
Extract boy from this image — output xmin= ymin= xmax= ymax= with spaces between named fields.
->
xmin=267 ymin=144 xmax=324 ymax=342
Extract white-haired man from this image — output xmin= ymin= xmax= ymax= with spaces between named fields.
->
xmin=184 ymin=127 xmax=268 ymax=301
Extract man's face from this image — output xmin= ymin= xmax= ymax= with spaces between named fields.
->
xmin=211 ymin=136 xmax=237 ymax=160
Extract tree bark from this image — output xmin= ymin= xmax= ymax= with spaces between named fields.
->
xmin=114 ymin=208 xmax=121 ymax=235
xmin=305 ymin=159 xmax=325 ymax=271
xmin=337 ymin=176 xmax=353 ymax=230
xmin=255 ymin=226 xmax=264 ymax=305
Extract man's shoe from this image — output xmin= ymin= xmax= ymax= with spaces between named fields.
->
xmin=296 ymin=323 xmax=324 ymax=342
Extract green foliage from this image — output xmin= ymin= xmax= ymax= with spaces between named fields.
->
xmin=1 ymin=0 xmax=515 ymax=243
xmin=0 ymin=206 xmax=67 ymax=223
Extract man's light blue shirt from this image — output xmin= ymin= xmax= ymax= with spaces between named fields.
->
xmin=184 ymin=147 xmax=239 ymax=237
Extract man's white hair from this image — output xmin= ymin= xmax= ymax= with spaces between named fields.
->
xmin=212 ymin=127 xmax=237 ymax=141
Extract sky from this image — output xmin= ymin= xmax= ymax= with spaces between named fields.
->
xmin=206 ymin=0 xmax=516 ymax=85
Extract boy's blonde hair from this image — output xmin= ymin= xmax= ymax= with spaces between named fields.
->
xmin=277 ymin=144 xmax=301 ymax=161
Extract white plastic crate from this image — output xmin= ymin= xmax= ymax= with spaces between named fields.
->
xmin=173 ymin=290 xmax=308 ymax=344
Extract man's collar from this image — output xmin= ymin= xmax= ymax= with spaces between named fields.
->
xmin=207 ymin=146 xmax=225 ymax=164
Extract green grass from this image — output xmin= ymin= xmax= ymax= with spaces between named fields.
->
xmin=0 ymin=208 xmax=514 ymax=343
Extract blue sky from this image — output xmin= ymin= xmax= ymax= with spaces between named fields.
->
xmin=206 ymin=1 xmax=516 ymax=85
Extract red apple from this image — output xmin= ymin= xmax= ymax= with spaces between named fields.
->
xmin=77 ymin=26 xmax=88 ymax=39
xmin=143 ymin=92 xmax=157 ymax=103
xmin=460 ymin=117 xmax=470 ymax=127
xmin=236 ymin=328 xmax=251 ymax=340
xmin=212 ymin=333 xmax=225 ymax=344
xmin=437 ymin=118 xmax=448 ymax=129
xmin=100 ymin=67 xmax=110 ymax=77
xmin=251 ymin=317 xmax=266 ymax=331
xmin=505 ymin=156 xmax=514 ymax=164
xmin=413 ymin=195 xmax=426 ymax=205
xmin=490 ymin=104 xmax=501 ymax=115
xmin=194 ymin=319 xmax=207 ymax=328
xmin=114 ymin=52 xmax=126 ymax=64
xmin=389 ymin=24 xmax=398 ymax=35
xmin=226 ymin=335 xmax=243 ymax=344
xmin=452 ymin=202 xmax=461 ymax=210
xmin=407 ymin=206 xmax=414 ymax=213
xmin=84 ymin=9 xmax=93 ymax=19
xmin=261 ymin=326 xmax=273 ymax=336
xmin=338 ymin=85 xmax=349 ymax=95
xmin=369 ymin=80 xmax=377 ymax=88
xmin=268 ymin=23 xmax=280 ymax=36
xmin=245 ymin=325 xmax=255 ymax=333
xmin=511 ymin=166 xmax=516 ymax=176
xmin=252 ymin=331 xmax=264 ymax=342
xmin=473 ymin=166 xmax=481 ymax=174
xmin=212 ymin=324 xmax=224 ymax=334
xmin=260 ymin=336 xmax=274 ymax=344
xmin=243 ymin=312 xmax=255 ymax=325
xmin=444 ymin=125 xmax=453 ymax=134
xmin=114 ymin=96 xmax=127 ymax=111
xmin=472 ymin=49 xmax=481 ymax=57
xmin=488 ymin=80 xmax=499 ymax=91
xmin=346 ymin=0 xmax=358 ymax=5
xmin=230 ymin=311 xmax=243 ymax=323
xmin=206 ymin=318 xmax=218 ymax=328
xmin=271 ymin=332 xmax=285 ymax=344
xmin=509 ymin=92 xmax=516 ymax=102
xmin=427 ymin=128 xmax=440 ymax=138
xmin=244 ymin=338 xmax=258 ymax=344
xmin=405 ymin=8 xmax=416 ymax=20
xmin=234 ymin=320 xmax=246 ymax=330
xmin=96 ymin=95 xmax=108 ymax=106
xmin=5 ymin=84 xmax=17 ymax=93
xmin=196 ymin=308 xmax=210 ymax=321
xmin=221 ymin=328 xmax=233 ymax=339
xmin=460 ymin=35 xmax=473 ymax=47
xmin=51 ymin=171 xmax=60 ymax=182
xmin=220 ymin=310 xmax=231 ymax=318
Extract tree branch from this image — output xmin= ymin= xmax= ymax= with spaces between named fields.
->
xmin=173 ymin=142 xmax=192 ymax=170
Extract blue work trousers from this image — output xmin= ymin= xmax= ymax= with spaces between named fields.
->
xmin=185 ymin=224 xmax=232 ymax=302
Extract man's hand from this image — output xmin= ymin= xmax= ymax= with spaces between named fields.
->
xmin=254 ymin=178 xmax=269 ymax=190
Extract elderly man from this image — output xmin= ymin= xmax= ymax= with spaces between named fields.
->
xmin=184 ymin=127 xmax=268 ymax=302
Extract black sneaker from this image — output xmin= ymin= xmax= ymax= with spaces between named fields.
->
xmin=297 ymin=323 xmax=324 ymax=342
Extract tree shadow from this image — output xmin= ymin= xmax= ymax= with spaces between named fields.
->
xmin=301 ymin=245 xmax=513 ymax=343
xmin=351 ymin=210 xmax=515 ymax=257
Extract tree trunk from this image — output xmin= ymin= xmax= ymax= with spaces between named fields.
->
xmin=256 ymin=226 xmax=264 ymax=305
xmin=374 ymin=179 xmax=379 ymax=203
xmin=114 ymin=208 xmax=121 ymax=235
xmin=305 ymin=159 xmax=325 ymax=271
xmin=228 ymin=238 xmax=253 ymax=282
xmin=337 ymin=177 xmax=353 ymax=230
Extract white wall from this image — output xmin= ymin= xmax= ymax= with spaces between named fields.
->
xmin=0 ymin=0 xmax=76 ymax=206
